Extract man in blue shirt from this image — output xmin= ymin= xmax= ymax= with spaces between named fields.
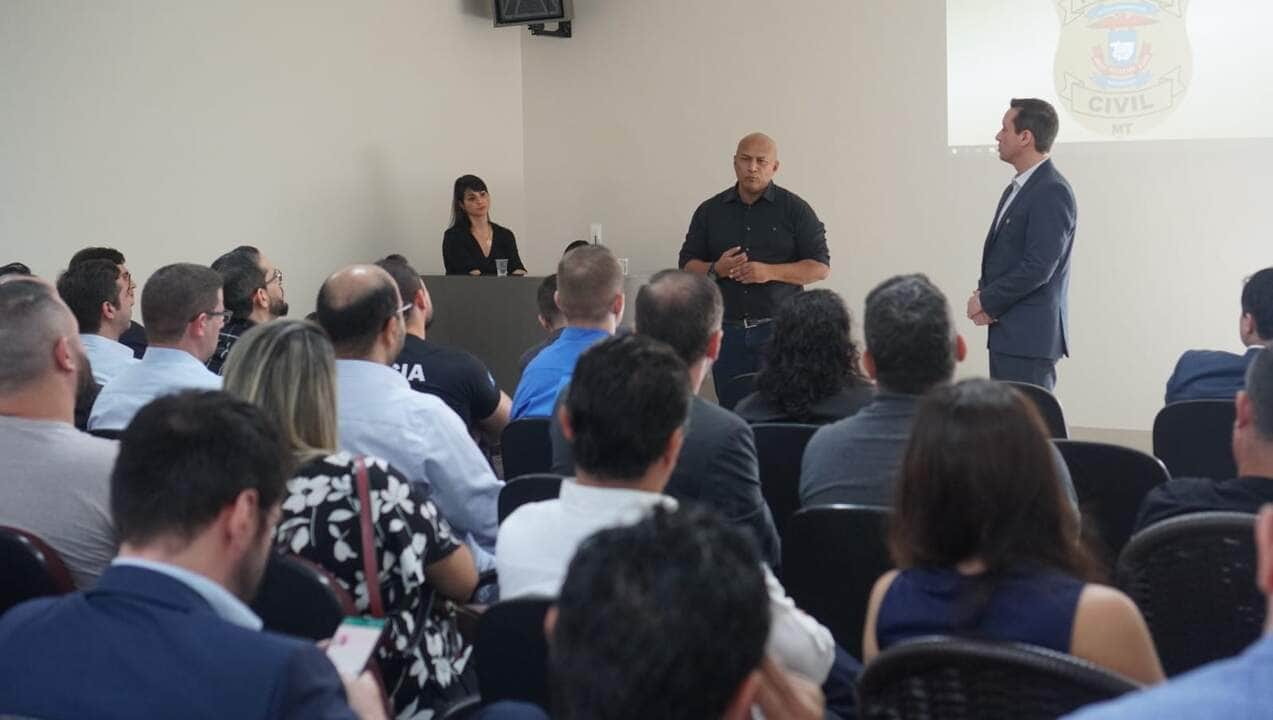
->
xmin=1065 ymin=503 xmax=1273 ymax=719
xmin=511 ymin=245 xmax=625 ymax=419
xmin=1165 ymin=267 xmax=1273 ymax=403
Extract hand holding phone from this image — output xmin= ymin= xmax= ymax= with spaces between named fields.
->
xmin=325 ymin=617 xmax=386 ymax=677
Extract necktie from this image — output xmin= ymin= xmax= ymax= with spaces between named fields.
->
xmin=992 ymin=182 xmax=1016 ymax=232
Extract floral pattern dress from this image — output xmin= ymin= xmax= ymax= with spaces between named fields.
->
xmin=275 ymin=452 xmax=472 ymax=719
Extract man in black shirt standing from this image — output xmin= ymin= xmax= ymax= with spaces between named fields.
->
xmin=377 ymin=258 xmax=512 ymax=441
xmin=679 ymin=133 xmax=831 ymax=400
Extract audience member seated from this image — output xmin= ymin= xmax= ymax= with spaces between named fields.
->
xmin=316 ymin=264 xmax=502 ymax=573
xmin=510 ymin=246 xmax=624 ymax=419
xmin=223 ymin=319 xmax=479 ymax=717
xmin=206 ymin=245 xmax=288 ymax=374
xmin=1137 ymin=344 xmax=1273 ymax=530
xmin=378 ymin=257 xmax=511 ymax=440
xmin=56 ymin=259 xmax=139 ymax=384
xmin=1165 ymin=267 xmax=1272 ymax=404
xmin=517 ymin=273 xmax=564 ymax=373
xmin=88 ymin=263 xmax=224 ymax=430
xmin=0 ymin=261 xmax=32 ymax=277
xmin=862 ymin=379 xmax=1164 ymax=685
xmin=0 ymin=391 xmax=386 ymax=719
xmin=735 ymin=289 xmax=875 ymax=424
xmin=549 ymin=270 xmax=781 ymax=567
xmin=1065 ymin=504 xmax=1273 ymax=719
xmin=0 ymin=278 xmax=116 ymax=588
xmin=499 ymin=334 xmax=835 ymax=683
xmin=68 ymin=246 xmax=147 ymax=358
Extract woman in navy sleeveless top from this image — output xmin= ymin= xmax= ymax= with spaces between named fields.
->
xmin=862 ymin=379 xmax=1164 ymax=685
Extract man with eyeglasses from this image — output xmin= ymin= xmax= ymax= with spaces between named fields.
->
xmin=88 ymin=263 xmax=225 ymax=431
xmin=679 ymin=132 xmax=831 ymax=403
xmin=67 ymin=247 xmax=147 ymax=359
xmin=207 ymin=246 xmax=290 ymax=374
xmin=56 ymin=259 xmax=140 ymax=385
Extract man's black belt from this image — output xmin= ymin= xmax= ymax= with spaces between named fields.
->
xmin=722 ymin=318 xmax=773 ymax=329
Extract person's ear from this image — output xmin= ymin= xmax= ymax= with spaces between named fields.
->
xmin=224 ymin=489 xmax=262 ymax=551
xmin=1237 ymin=390 xmax=1255 ymax=430
xmin=537 ymin=314 xmax=552 ymax=332
xmin=414 ymin=287 xmax=428 ymax=311
xmin=721 ymin=670 xmax=763 ymax=720
xmin=612 ymin=292 xmax=625 ymax=320
xmin=660 ymin=426 xmax=685 ymax=472
xmin=862 ymin=349 xmax=878 ymax=380
xmin=53 ymin=336 xmax=76 ymax=374
xmin=101 ymin=300 xmax=117 ymax=322
xmin=1241 ymin=313 xmax=1256 ymax=341
xmin=954 ymin=334 xmax=968 ymax=362
xmin=542 ymin=605 xmax=559 ymax=641
xmin=706 ymin=329 xmax=723 ymax=361
xmin=770 ymin=158 xmax=781 ymax=175
xmin=1255 ymin=506 xmax=1273 ymax=597
xmin=254 ymin=287 xmax=269 ymax=311
xmin=558 ymin=404 xmax=575 ymax=442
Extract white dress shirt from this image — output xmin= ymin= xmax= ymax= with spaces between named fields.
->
xmin=88 ymin=347 xmax=222 ymax=431
xmin=994 ymin=156 xmax=1049 ymax=231
xmin=111 ymin=557 xmax=263 ymax=630
xmin=335 ymin=359 xmax=502 ymax=573
xmin=79 ymin=334 xmax=139 ymax=385
xmin=497 ymin=480 xmax=836 ymax=683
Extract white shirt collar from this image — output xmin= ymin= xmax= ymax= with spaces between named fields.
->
xmin=112 ymin=556 xmax=263 ymax=631
xmin=1012 ymin=156 xmax=1049 ymax=189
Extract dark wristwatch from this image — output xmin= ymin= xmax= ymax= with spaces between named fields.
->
xmin=706 ymin=261 xmax=718 ymax=280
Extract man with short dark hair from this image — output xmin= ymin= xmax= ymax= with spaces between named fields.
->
xmin=517 ymin=273 xmax=565 ymax=373
xmin=549 ymin=269 xmax=781 ymax=566
xmin=88 ymin=263 xmax=225 ymax=430
xmin=1166 ymin=268 xmax=1273 ymax=403
xmin=1138 ymin=345 xmax=1273 ymax=529
xmin=206 ymin=246 xmax=288 ymax=374
xmin=499 ymin=334 xmax=834 ymax=684
xmin=67 ymin=246 xmax=147 ymax=358
xmin=0 ymin=278 xmax=116 ymax=588
xmin=511 ymin=245 xmax=624 ymax=419
xmin=377 ymin=256 xmax=511 ymax=439
xmin=56 ymin=259 xmax=139 ymax=384
xmin=317 ymin=264 xmax=502 ymax=572
xmin=0 ymin=391 xmax=385 ymax=719
xmin=967 ymin=98 xmax=1077 ymax=390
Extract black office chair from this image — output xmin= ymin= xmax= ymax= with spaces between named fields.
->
xmin=437 ymin=695 xmax=482 ymax=720
xmin=858 ymin=636 xmax=1140 ymax=720
xmin=717 ymin=372 xmax=758 ymax=411
xmin=88 ymin=428 xmax=122 ymax=440
xmin=498 ymin=474 xmax=564 ymax=524
xmin=1116 ymin=511 xmax=1262 ymax=676
xmin=251 ymin=552 xmax=357 ymax=641
xmin=1054 ymin=439 xmax=1170 ymax=564
xmin=0 ymin=526 xmax=75 ymax=615
xmin=752 ymin=422 xmax=820 ymax=541
xmin=475 ymin=598 xmax=553 ymax=711
xmin=500 ymin=418 xmax=554 ymax=481
xmin=782 ymin=505 xmax=892 ymax=656
xmin=1002 ymin=381 xmax=1068 ymax=439
xmin=1152 ymin=400 xmax=1238 ymax=480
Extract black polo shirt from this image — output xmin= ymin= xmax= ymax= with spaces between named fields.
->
xmin=392 ymin=335 xmax=501 ymax=427
xmin=679 ymin=182 xmax=829 ymax=321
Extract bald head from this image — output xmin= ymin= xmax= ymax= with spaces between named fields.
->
xmin=636 ymin=270 xmax=723 ymax=365
xmin=736 ymin=132 xmax=778 ymax=158
xmin=0 ymin=277 xmax=79 ymax=395
xmin=316 ymin=265 xmax=402 ymax=358
xmin=734 ymin=132 xmax=780 ymax=201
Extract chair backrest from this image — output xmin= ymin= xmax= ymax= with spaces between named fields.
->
xmin=0 ymin=526 xmax=75 ymax=615
xmin=87 ymin=428 xmax=122 ymax=440
xmin=1002 ymin=381 xmax=1068 ymax=439
xmin=1054 ymin=439 xmax=1170 ymax=563
xmin=857 ymin=635 xmax=1140 ymax=720
xmin=1116 ymin=511 xmax=1263 ymax=676
xmin=251 ymin=552 xmax=357 ymax=641
xmin=1152 ymin=400 xmax=1238 ymax=480
xmin=498 ymin=474 xmax=564 ymax=525
xmin=475 ymin=598 xmax=553 ymax=711
xmin=752 ymin=422 xmax=820 ymax=540
xmin=718 ymin=372 xmax=757 ymax=411
xmin=782 ymin=505 xmax=892 ymax=657
xmin=501 ymin=417 xmax=554 ymax=481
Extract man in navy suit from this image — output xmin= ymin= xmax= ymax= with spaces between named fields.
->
xmin=967 ymin=98 xmax=1077 ymax=391
xmin=0 ymin=391 xmax=386 ymax=720
xmin=1165 ymin=267 xmax=1273 ymax=403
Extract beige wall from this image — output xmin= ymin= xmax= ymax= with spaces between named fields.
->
xmin=1 ymin=0 xmax=526 ymax=317
xmin=520 ymin=0 xmax=1273 ymax=431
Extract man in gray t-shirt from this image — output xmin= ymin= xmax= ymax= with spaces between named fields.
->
xmin=0 ymin=277 xmax=117 ymax=588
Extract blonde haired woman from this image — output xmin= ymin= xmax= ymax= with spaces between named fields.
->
xmin=223 ymin=319 xmax=478 ymax=719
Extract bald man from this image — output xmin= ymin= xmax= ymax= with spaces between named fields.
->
xmin=315 ymin=265 xmax=503 ymax=573
xmin=679 ymin=133 xmax=830 ymax=403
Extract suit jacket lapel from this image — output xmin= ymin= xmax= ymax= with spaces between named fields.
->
xmin=985 ymin=159 xmax=1055 ymax=252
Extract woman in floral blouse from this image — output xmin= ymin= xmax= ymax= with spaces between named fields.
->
xmin=223 ymin=319 xmax=479 ymax=719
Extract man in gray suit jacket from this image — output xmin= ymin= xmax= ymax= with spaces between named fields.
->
xmin=967 ymin=98 xmax=1077 ymax=391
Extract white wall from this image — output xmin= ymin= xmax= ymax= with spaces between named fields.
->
xmin=1 ymin=0 xmax=526 ymax=316
xmin=519 ymin=0 xmax=1273 ymax=431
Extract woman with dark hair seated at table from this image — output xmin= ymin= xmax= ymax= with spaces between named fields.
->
xmin=861 ymin=379 xmax=1164 ymax=685
xmin=442 ymin=174 xmax=527 ymax=276
xmin=734 ymin=289 xmax=874 ymax=424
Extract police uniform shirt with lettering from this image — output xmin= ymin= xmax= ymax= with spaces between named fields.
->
xmin=392 ymin=335 xmax=500 ymax=427
xmin=678 ymin=182 xmax=830 ymax=321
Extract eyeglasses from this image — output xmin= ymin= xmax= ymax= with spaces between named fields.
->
xmin=397 ymin=302 xmax=412 ymax=315
xmin=265 ymin=268 xmax=283 ymax=285
xmin=191 ymin=309 xmax=234 ymax=323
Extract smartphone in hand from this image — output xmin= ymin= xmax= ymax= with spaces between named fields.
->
xmin=325 ymin=617 xmax=387 ymax=677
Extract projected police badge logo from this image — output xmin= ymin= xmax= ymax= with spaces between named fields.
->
xmin=1054 ymin=1 xmax=1191 ymax=137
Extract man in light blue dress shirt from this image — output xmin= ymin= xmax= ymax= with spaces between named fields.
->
xmin=1066 ymin=504 xmax=1273 ymax=719
xmin=317 ymin=264 xmax=504 ymax=572
xmin=511 ymin=245 xmax=625 ymax=419
xmin=88 ymin=263 xmax=225 ymax=431
xmin=56 ymin=258 xmax=139 ymax=384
